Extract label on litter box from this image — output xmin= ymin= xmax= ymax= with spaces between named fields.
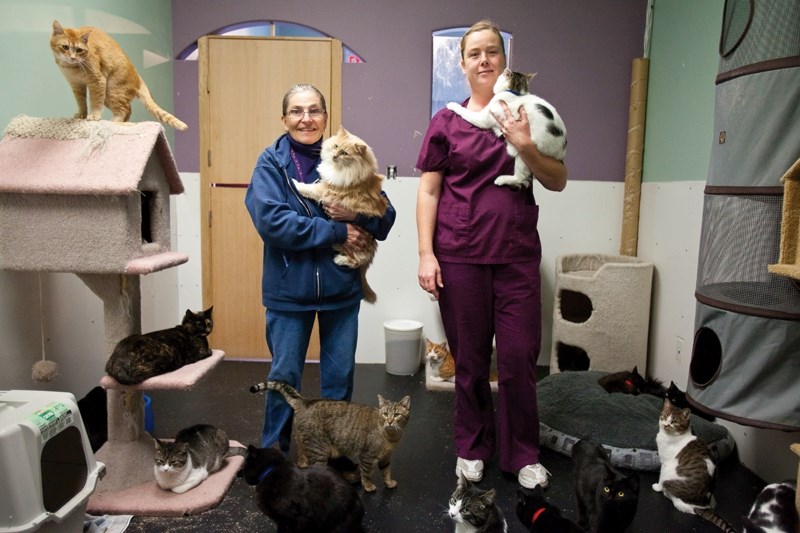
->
xmin=27 ymin=402 xmax=73 ymax=442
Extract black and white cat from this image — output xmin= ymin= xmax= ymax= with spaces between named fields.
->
xmin=153 ymin=424 xmax=243 ymax=494
xmin=743 ymin=481 xmax=798 ymax=533
xmin=241 ymin=444 xmax=365 ymax=533
xmin=449 ymin=471 xmax=507 ymax=532
xmin=652 ymin=398 xmax=736 ymax=532
xmin=447 ymin=67 xmax=566 ymax=189
xmin=572 ymin=438 xmax=640 ymax=532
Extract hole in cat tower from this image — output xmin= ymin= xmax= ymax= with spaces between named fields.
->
xmin=689 ymin=327 xmax=722 ymax=387
xmin=558 ymin=289 xmax=593 ymax=323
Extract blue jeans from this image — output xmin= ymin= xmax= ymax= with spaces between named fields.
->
xmin=261 ymin=303 xmax=360 ymax=450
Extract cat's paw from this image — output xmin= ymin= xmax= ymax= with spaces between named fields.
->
xmin=384 ymin=479 xmax=397 ymax=490
xmin=362 ymin=481 xmax=377 ymax=492
xmin=446 ymin=102 xmax=462 ymax=112
xmin=86 ymin=113 xmax=102 ymax=121
xmin=333 ymin=255 xmax=359 ymax=269
xmin=494 ymin=175 xmax=528 ymax=188
xmin=652 ymin=483 xmax=662 ymax=492
xmin=73 ymin=112 xmax=87 ymax=119
xmin=431 ymin=376 xmax=444 ymax=382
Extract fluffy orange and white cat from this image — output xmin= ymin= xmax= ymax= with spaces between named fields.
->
xmin=425 ymin=339 xmax=455 ymax=382
xmin=294 ymin=126 xmax=388 ymax=303
xmin=50 ymin=20 xmax=187 ymax=130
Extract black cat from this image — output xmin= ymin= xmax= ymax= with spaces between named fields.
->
xmin=597 ymin=366 xmax=666 ymax=397
xmin=105 ymin=307 xmax=213 ymax=384
xmin=665 ymin=381 xmax=716 ymax=421
xmin=516 ymin=486 xmax=583 ymax=532
xmin=573 ymin=438 xmax=640 ymax=532
xmin=241 ymin=444 xmax=364 ymax=533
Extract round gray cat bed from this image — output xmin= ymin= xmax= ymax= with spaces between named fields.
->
xmin=538 ymin=370 xmax=736 ymax=471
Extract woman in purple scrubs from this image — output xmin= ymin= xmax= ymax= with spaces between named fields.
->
xmin=416 ymin=19 xmax=567 ymax=489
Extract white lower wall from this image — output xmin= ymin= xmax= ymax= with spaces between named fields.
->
xmin=1 ymin=175 xmax=797 ymax=482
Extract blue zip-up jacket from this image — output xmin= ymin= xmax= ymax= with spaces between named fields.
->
xmin=245 ymin=133 xmax=396 ymax=311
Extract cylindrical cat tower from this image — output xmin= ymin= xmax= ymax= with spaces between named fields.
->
xmin=687 ymin=0 xmax=800 ymax=430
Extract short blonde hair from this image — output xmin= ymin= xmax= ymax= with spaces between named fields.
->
xmin=459 ymin=19 xmax=506 ymax=61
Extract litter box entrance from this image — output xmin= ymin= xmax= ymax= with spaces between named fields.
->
xmin=41 ymin=425 xmax=88 ymax=512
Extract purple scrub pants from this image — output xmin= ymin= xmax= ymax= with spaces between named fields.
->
xmin=438 ymin=260 xmax=542 ymax=473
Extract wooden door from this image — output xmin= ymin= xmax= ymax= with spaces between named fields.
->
xmin=199 ymin=36 xmax=342 ymax=360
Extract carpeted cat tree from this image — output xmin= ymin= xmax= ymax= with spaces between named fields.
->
xmin=0 ymin=116 xmax=240 ymax=516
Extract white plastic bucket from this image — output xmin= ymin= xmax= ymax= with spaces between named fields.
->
xmin=383 ymin=319 xmax=424 ymax=376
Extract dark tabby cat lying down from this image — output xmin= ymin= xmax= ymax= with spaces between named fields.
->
xmin=105 ymin=307 xmax=213 ymax=384
xmin=242 ymin=444 xmax=365 ymax=533
xmin=250 ymin=380 xmax=411 ymax=492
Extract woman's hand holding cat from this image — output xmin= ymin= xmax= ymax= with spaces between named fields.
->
xmin=342 ymin=223 xmax=369 ymax=253
xmin=493 ymin=100 xmax=532 ymax=148
xmin=323 ymin=201 xmax=357 ymax=222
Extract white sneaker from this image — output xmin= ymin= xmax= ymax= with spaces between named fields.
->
xmin=455 ymin=458 xmax=484 ymax=482
xmin=518 ymin=463 xmax=551 ymax=489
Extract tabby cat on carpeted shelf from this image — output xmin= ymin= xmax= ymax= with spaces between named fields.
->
xmin=153 ymin=424 xmax=244 ymax=494
xmin=241 ymin=444 xmax=365 ymax=533
xmin=293 ymin=126 xmax=388 ymax=303
xmin=447 ymin=68 xmax=566 ymax=190
xmin=572 ymin=438 xmax=639 ymax=532
xmin=652 ymin=398 xmax=736 ymax=533
xmin=250 ymin=380 xmax=411 ymax=492
xmin=448 ymin=471 xmax=507 ymax=532
xmin=743 ymin=480 xmax=798 ymax=533
xmin=426 ymin=338 xmax=455 ymax=382
xmin=49 ymin=20 xmax=187 ymax=130
xmin=516 ymin=486 xmax=583 ymax=532
xmin=105 ymin=307 xmax=213 ymax=385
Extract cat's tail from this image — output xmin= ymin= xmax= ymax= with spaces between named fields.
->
xmin=360 ymin=266 xmax=377 ymax=304
xmin=137 ymin=77 xmax=189 ymax=131
xmin=250 ymin=380 xmax=305 ymax=409
xmin=694 ymin=507 xmax=737 ymax=533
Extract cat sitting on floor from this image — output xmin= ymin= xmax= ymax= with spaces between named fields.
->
xmin=652 ymin=398 xmax=736 ymax=532
xmin=105 ymin=307 xmax=213 ymax=385
xmin=425 ymin=338 xmax=455 ymax=382
xmin=241 ymin=444 xmax=364 ymax=533
xmin=448 ymin=471 xmax=507 ymax=532
xmin=447 ymin=68 xmax=566 ymax=190
xmin=572 ymin=438 xmax=640 ymax=532
xmin=250 ymin=380 xmax=410 ymax=492
xmin=153 ymin=424 xmax=244 ymax=494
xmin=50 ymin=20 xmax=187 ymax=130
xmin=516 ymin=486 xmax=583 ymax=532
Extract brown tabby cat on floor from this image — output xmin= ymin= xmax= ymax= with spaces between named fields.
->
xmin=50 ymin=20 xmax=188 ymax=130
xmin=293 ymin=126 xmax=388 ymax=303
xmin=652 ymin=398 xmax=736 ymax=533
xmin=425 ymin=338 xmax=455 ymax=382
xmin=105 ymin=307 xmax=213 ymax=385
xmin=154 ymin=424 xmax=244 ymax=494
xmin=250 ymin=380 xmax=410 ymax=492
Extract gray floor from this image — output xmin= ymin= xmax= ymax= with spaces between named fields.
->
xmin=119 ymin=360 xmax=765 ymax=532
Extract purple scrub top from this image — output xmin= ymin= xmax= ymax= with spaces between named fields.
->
xmin=416 ymin=104 xmax=541 ymax=264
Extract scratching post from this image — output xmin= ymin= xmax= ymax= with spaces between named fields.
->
xmin=0 ymin=117 xmax=239 ymax=516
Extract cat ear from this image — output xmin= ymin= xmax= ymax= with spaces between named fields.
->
xmin=52 ymin=20 xmax=64 ymax=35
xmin=377 ymin=394 xmax=386 ymax=408
xmin=337 ymin=125 xmax=347 ymax=136
xmin=526 ymin=72 xmax=537 ymax=82
xmin=481 ymin=488 xmax=497 ymax=504
xmin=80 ymin=30 xmax=92 ymax=44
xmin=399 ymin=395 xmax=411 ymax=410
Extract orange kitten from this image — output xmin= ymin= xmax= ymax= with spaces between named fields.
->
xmin=425 ymin=339 xmax=455 ymax=382
xmin=50 ymin=20 xmax=187 ymax=130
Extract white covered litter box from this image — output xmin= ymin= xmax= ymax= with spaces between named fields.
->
xmin=0 ymin=390 xmax=105 ymax=532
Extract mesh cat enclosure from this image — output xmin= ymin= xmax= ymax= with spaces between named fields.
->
xmin=687 ymin=0 xmax=800 ymax=430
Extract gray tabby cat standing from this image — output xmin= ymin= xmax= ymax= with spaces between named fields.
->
xmin=250 ymin=380 xmax=411 ymax=492
xmin=652 ymin=398 xmax=736 ymax=532
xmin=447 ymin=67 xmax=566 ymax=189
xmin=105 ymin=307 xmax=213 ymax=385
xmin=448 ymin=471 xmax=507 ymax=532
xmin=153 ymin=424 xmax=243 ymax=494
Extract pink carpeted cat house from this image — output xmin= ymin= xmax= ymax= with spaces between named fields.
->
xmin=0 ymin=116 xmax=239 ymax=516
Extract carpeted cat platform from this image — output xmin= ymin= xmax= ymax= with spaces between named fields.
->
xmin=86 ymin=441 xmax=244 ymax=517
xmin=537 ymin=370 xmax=736 ymax=471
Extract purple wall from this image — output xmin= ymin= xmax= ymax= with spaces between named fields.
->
xmin=172 ymin=1 xmax=646 ymax=182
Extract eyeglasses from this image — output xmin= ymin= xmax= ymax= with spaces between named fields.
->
xmin=286 ymin=107 xmax=326 ymax=119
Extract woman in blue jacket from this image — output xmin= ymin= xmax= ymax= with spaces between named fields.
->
xmin=245 ymin=84 xmax=396 ymax=451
